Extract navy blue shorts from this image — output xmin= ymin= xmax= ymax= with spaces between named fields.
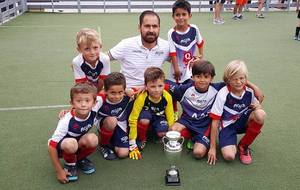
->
xmin=139 ymin=109 xmax=168 ymax=133
xmin=110 ymin=125 xmax=129 ymax=148
xmin=177 ymin=117 xmax=211 ymax=148
xmin=219 ymin=109 xmax=252 ymax=148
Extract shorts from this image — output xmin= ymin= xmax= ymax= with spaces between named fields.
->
xmin=139 ymin=109 xmax=168 ymax=133
xmin=236 ymin=0 xmax=247 ymax=5
xmin=219 ymin=109 xmax=252 ymax=148
xmin=177 ymin=117 xmax=211 ymax=148
xmin=56 ymin=136 xmax=81 ymax=158
xmin=110 ymin=125 xmax=129 ymax=148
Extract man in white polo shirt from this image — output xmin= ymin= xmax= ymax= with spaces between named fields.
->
xmin=108 ymin=10 xmax=170 ymax=88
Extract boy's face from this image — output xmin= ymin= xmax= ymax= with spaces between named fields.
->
xmin=192 ymin=73 xmax=213 ymax=92
xmin=105 ymin=85 xmax=125 ymax=103
xmin=139 ymin=15 xmax=160 ymax=44
xmin=71 ymin=93 xmax=95 ymax=119
xmin=172 ymin=8 xmax=191 ymax=28
xmin=228 ymin=73 xmax=247 ymax=93
xmin=77 ymin=41 xmax=101 ymax=65
xmin=145 ymin=78 xmax=164 ymax=100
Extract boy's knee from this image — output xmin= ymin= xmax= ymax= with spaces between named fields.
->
xmin=222 ymin=152 xmax=236 ymax=161
xmin=193 ymin=150 xmax=206 ymax=159
xmin=103 ymin=117 xmax=118 ymax=130
xmin=253 ymin=109 xmax=266 ymax=124
xmin=116 ymin=149 xmax=129 ymax=158
xmin=81 ymin=133 xmax=98 ymax=147
xmin=62 ymin=138 xmax=78 ymax=153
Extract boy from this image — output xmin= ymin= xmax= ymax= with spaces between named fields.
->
xmin=167 ymin=60 xmax=225 ymax=159
xmin=213 ymin=0 xmax=225 ymax=24
xmin=96 ymin=72 xmax=134 ymax=160
xmin=72 ymin=28 xmax=110 ymax=92
xmin=128 ymin=67 xmax=175 ymax=160
xmin=168 ymin=0 xmax=204 ymax=118
xmin=207 ymin=60 xmax=266 ymax=165
xmin=48 ymin=83 xmax=98 ymax=183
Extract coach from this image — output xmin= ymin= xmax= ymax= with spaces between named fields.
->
xmin=108 ymin=10 xmax=170 ymax=88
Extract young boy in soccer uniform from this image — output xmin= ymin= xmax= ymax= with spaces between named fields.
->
xmin=95 ymin=72 xmax=134 ymax=160
xmin=48 ymin=83 xmax=99 ymax=183
xmin=128 ymin=67 xmax=175 ymax=160
xmin=168 ymin=0 xmax=204 ymax=118
xmin=207 ymin=60 xmax=266 ymax=165
xmin=233 ymin=0 xmax=247 ymax=20
xmin=72 ymin=28 xmax=110 ymax=92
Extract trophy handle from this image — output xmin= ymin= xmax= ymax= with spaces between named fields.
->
xmin=162 ymin=136 xmax=169 ymax=145
xmin=178 ymin=136 xmax=184 ymax=145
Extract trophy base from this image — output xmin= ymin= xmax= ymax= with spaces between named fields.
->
xmin=165 ymin=168 xmax=180 ymax=186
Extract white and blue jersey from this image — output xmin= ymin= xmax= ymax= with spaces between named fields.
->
xmin=168 ymin=24 xmax=204 ymax=83
xmin=95 ymin=94 xmax=133 ymax=132
xmin=72 ymin=52 xmax=110 ymax=84
xmin=168 ymin=80 xmax=225 ymax=133
xmin=209 ymin=86 xmax=258 ymax=128
xmin=48 ymin=111 xmax=98 ymax=148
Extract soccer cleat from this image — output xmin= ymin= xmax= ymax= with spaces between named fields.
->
xmin=239 ymin=145 xmax=252 ymax=165
xmin=232 ymin=15 xmax=239 ymax=20
xmin=77 ymin=158 xmax=95 ymax=174
xmin=98 ymin=145 xmax=117 ymax=160
xmin=186 ymin=139 xmax=194 ymax=150
xmin=136 ymin=140 xmax=147 ymax=151
xmin=237 ymin=15 xmax=243 ymax=20
xmin=64 ymin=164 xmax=78 ymax=181
xmin=256 ymin=13 xmax=265 ymax=18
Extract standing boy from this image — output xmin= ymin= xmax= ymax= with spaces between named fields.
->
xmin=72 ymin=28 xmax=110 ymax=92
xmin=48 ymin=83 xmax=99 ymax=183
xmin=128 ymin=67 xmax=175 ymax=160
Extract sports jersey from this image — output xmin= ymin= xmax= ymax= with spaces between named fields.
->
xmin=168 ymin=24 xmax=204 ymax=83
xmin=48 ymin=111 xmax=98 ymax=148
xmin=72 ymin=52 xmax=110 ymax=84
xmin=128 ymin=90 xmax=174 ymax=140
xmin=168 ymin=80 xmax=225 ymax=132
xmin=108 ymin=35 xmax=170 ymax=88
xmin=209 ymin=86 xmax=258 ymax=128
xmin=94 ymin=94 xmax=134 ymax=132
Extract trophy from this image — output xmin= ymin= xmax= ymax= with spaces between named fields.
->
xmin=162 ymin=131 xmax=184 ymax=186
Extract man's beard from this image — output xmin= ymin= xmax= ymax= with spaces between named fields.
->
xmin=142 ymin=32 xmax=158 ymax=43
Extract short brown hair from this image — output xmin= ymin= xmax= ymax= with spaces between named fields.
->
xmin=192 ymin=60 xmax=216 ymax=77
xmin=104 ymin=72 xmax=126 ymax=91
xmin=144 ymin=67 xmax=165 ymax=84
xmin=70 ymin=82 xmax=97 ymax=102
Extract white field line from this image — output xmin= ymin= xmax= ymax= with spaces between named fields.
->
xmin=0 ymin=105 xmax=69 ymax=111
xmin=0 ymin=25 xmax=89 ymax=28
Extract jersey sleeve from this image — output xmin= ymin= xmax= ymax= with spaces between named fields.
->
xmin=163 ymin=90 xmax=175 ymax=128
xmin=108 ymin=40 xmax=126 ymax=60
xmin=99 ymin=52 xmax=110 ymax=79
xmin=209 ymin=87 xmax=228 ymax=120
xmin=193 ymin=24 xmax=204 ymax=48
xmin=48 ymin=115 xmax=70 ymax=148
xmin=211 ymin=82 xmax=226 ymax=91
xmin=72 ymin=55 xmax=88 ymax=83
xmin=166 ymin=79 xmax=192 ymax=102
xmin=167 ymin=28 xmax=176 ymax=57
xmin=128 ymin=92 xmax=147 ymax=140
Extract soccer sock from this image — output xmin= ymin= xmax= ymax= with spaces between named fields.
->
xmin=77 ymin=147 xmax=97 ymax=161
xmin=180 ymin=128 xmax=191 ymax=139
xmin=62 ymin=151 xmax=77 ymax=164
xmin=295 ymin=27 xmax=300 ymax=37
xmin=137 ymin=122 xmax=149 ymax=142
xmin=100 ymin=127 xmax=114 ymax=145
xmin=239 ymin=120 xmax=263 ymax=147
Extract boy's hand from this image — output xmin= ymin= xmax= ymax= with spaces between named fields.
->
xmin=207 ymin=148 xmax=217 ymax=165
xmin=129 ymin=143 xmax=142 ymax=160
xmin=58 ymin=109 xmax=70 ymax=119
xmin=173 ymin=68 xmax=181 ymax=83
xmin=249 ymin=102 xmax=262 ymax=110
xmin=56 ymin=169 xmax=70 ymax=184
xmin=189 ymin=56 xmax=202 ymax=69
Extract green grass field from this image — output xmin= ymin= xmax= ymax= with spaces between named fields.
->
xmin=0 ymin=11 xmax=299 ymax=190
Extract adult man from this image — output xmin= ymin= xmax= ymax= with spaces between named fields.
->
xmin=108 ymin=10 xmax=170 ymax=88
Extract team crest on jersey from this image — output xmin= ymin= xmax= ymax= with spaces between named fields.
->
xmin=72 ymin=123 xmax=79 ymax=129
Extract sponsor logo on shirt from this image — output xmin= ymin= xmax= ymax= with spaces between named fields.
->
xmin=191 ymin=112 xmax=208 ymax=120
xmin=180 ymin=38 xmax=191 ymax=45
xmin=233 ymin=103 xmax=246 ymax=110
xmin=132 ymin=50 xmax=143 ymax=53
xmin=121 ymin=136 xmax=128 ymax=143
xmin=111 ymin=107 xmax=123 ymax=115
xmin=155 ymin=51 xmax=164 ymax=56
xmin=81 ymin=124 xmax=92 ymax=132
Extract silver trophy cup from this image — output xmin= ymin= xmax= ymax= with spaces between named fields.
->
xmin=162 ymin=131 xmax=184 ymax=186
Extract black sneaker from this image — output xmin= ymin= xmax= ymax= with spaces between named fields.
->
xmin=136 ymin=140 xmax=147 ymax=151
xmin=237 ymin=15 xmax=243 ymax=20
xmin=64 ymin=164 xmax=78 ymax=181
xmin=98 ymin=146 xmax=117 ymax=160
xmin=77 ymin=158 xmax=95 ymax=174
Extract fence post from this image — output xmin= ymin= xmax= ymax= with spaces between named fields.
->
xmin=104 ymin=0 xmax=106 ymax=13
xmin=77 ymin=0 xmax=81 ymax=13
xmin=128 ymin=0 xmax=131 ymax=13
xmin=265 ymin=0 xmax=269 ymax=11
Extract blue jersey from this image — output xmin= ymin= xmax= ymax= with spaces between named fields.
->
xmin=48 ymin=111 xmax=98 ymax=148
xmin=95 ymin=94 xmax=133 ymax=132
xmin=168 ymin=80 xmax=225 ymax=131
xmin=210 ymin=86 xmax=258 ymax=128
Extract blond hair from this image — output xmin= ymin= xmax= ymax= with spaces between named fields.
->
xmin=76 ymin=28 xmax=101 ymax=48
xmin=223 ymin=60 xmax=248 ymax=83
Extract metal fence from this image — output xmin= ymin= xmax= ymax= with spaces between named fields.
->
xmin=0 ymin=0 xmax=27 ymax=24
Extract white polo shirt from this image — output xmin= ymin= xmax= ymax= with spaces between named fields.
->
xmin=109 ymin=35 xmax=170 ymax=88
